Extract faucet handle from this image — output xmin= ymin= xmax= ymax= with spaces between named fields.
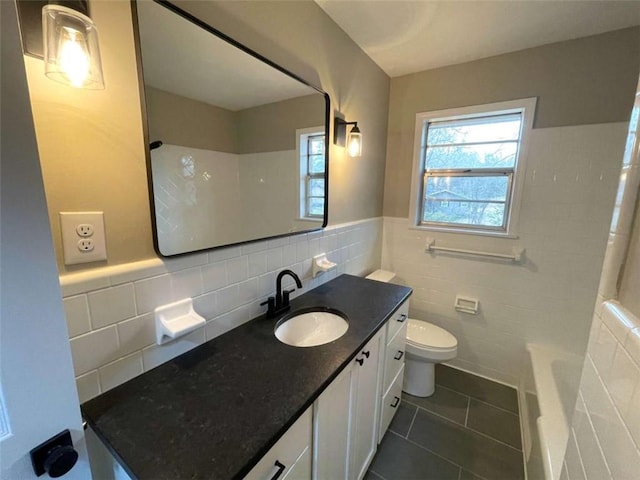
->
xmin=260 ymin=297 xmax=275 ymax=316
xmin=283 ymin=289 xmax=295 ymax=305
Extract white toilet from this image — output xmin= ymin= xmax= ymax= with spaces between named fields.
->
xmin=366 ymin=270 xmax=458 ymax=397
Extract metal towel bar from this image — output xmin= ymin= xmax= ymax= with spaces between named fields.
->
xmin=425 ymin=237 xmax=525 ymax=263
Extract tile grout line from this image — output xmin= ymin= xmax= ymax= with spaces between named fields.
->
xmin=459 ymin=391 xmax=522 ymax=450
xmin=403 ymin=433 xmax=494 ymax=480
xmin=401 ymin=397 xmax=467 ymax=427
xmin=414 ymin=405 xmax=523 ymax=452
xmin=464 ymin=424 xmax=522 ymax=452
xmin=405 ymin=405 xmax=419 ymax=439
xmin=464 ymin=394 xmax=470 ymax=427
xmin=368 ymin=469 xmax=387 ymax=480
xmin=390 ymin=431 xmax=478 ymax=479
xmin=467 ymin=395 xmax=520 ymax=417
xmin=435 ymin=382 xmax=519 ymax=416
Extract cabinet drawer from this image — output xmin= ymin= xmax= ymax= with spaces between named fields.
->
xmin=244 ymin=407 xmax=312 ymax=480
xmin=386 ymin=300 xmax=409 ymax=342
xmin=379 ymin=365 xmax=404 ymax=442
xmin=282 ymin=446 xmax=311 ymax=480
xmin=383 ymin=322 xmax=407 ymax=393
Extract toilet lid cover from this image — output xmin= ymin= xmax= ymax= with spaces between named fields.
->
xmin=406 ymin=319 xmax=457 ymax=349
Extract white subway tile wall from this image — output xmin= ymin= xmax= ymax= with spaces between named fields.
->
xmin=562 ymin=303 xmax=640 ymax=480
xmin=561 ymin=89 xmax=640 ymax=480
xmin=382 ymin=123 xmax=628 ymax=385
xmin=62 ymin=295 xmax=91 ymax=337
xmin=564 ymin=246 xmax=640 ymax=480
xmin=61 ymin=218 xmax=383 ymax=402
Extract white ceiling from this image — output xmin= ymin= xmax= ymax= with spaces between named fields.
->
xmin=315 ymin=0 xmax=640 ymax=77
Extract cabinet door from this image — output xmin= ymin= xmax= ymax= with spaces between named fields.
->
xmin=313 ymin=365 xmax=353 ymax=480
xmin=350 ymin=330 xmax=383 ymax=480
xmin=245 ymin=408 xmax=312 ymax=480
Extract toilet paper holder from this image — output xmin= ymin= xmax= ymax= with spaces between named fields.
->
xmin=455 ymin=295 xmax=479 ymax=315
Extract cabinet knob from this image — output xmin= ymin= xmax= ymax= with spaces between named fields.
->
xmin=355 ymin=358 xmax=364 ymax=366
xmin=390 ymin=396 xmax=400 ymax=408
xmin=362 ymin=350 xmax=370 ymax=358
xmin=394 ymin=351 xmax=404 ymax=361
xmin=269 ymin=460 xmax=286 ymax=480
xmin=397 ymin=314 xmax=407 ymax=323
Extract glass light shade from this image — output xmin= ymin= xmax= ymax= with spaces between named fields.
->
xmin=42 ymin=4 xmax=105 ymax=89
xmin=347 ymin=127 xmax=362 ymax=157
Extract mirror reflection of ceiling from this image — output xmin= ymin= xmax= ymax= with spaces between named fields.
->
xmin=315 ymin=0 xmax=640 ymax=77
xmin=137 ymin=0 xmax=315 ymax=111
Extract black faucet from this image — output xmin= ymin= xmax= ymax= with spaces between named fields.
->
xmin=261 ymin=269 xmax=303 ymax=318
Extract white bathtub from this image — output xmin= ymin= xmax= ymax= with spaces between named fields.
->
xmin=519 ymin=344 xmax=583 ymax=480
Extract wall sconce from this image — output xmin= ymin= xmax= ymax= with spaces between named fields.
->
xmin=16 ymin=0 xmax=105 ymax=89
xmin=334 ymin=117 xmax=362 ymax=157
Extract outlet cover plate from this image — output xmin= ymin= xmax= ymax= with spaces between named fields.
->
xmin=60 ymin=212 xmax=107 ymax=265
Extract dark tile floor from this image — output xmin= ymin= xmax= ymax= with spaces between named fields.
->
xmin=366 ymin=365 xmax=525 ymax=480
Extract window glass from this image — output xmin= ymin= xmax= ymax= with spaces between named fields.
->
xmin=412 ymin=103 xmax=534 ymax=234
xmin=297 ymin=129 xmax=326 ymax=219
xmin=427 ymin=114 xmax=521 ymax=145
xmin=423 ymin=175 xmax=510 ymax=228
xmin=307 ymin=197 xmax=324 ymax=216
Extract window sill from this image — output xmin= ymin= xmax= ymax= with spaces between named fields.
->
xmin=408 ymin=224 xmax=520 ymax=240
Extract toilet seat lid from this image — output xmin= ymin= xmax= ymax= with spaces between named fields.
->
xmin=407 ymin=319 xmax=457 ymax=350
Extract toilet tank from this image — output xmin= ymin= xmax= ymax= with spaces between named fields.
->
xmin=365 ymin=270 xmax=396 ymax=283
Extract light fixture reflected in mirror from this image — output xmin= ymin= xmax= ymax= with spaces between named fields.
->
xmin=16 ymin=0 xmax=105 ymax=90
xmin=334 ymin=117 xmax=362 ymax=157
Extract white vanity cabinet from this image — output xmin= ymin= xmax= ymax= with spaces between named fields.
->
xmin=245 ymin=407 xmax=313 ymax=480
xmin=378 ymin=300 xmax=409 ymax=443
xmin=313 ymin=329 xmax=384 ymax=480
xmin=248 ymin=301 xmax=409 ymax=480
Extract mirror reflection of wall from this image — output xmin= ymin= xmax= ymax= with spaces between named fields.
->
xmin=135 ymin=0 xmax=329 ymax=256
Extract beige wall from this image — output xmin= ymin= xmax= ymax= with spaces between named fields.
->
xmin=24 ymin=1 xmax=154 ymax=272
xmin=384 ymin=26 xmax=640 ymax=218
xmin=174 ymin=0 xmax=390 ymax=225
xmin=146 ymin=87 xmax=239 ymax=153
xmin=24 ymin=0 xmax=390 ymax=273
xmin=146 ymin=88 xmax=324 ymax=154
xmin=237 ymin=94 xmax=326 ymax=154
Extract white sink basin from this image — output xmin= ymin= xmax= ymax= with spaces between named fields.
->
xmin=275 ymin=309 xmax=348 ymax=347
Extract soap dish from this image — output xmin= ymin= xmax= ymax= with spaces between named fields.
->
xmin=155 ymin=298 xmax=205 ymax=345
xmin=312 ymin=253 xmax=337 ymax=278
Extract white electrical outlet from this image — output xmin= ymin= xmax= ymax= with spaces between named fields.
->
xmin=77 ymin=239 xmax=95 ymax=252
xmin=60 ymin=212 xmax=107 ymax=265
xmin=76 ymin=224 xmax=94 ymax=237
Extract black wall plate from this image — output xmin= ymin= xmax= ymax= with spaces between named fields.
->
xmin=30 ymin=429 xmax=78 ymax=477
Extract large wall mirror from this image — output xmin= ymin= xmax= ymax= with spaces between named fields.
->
xmin=133 ymin=0 xmax=330 ymax=256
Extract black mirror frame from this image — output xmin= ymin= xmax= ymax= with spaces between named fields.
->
xmin=130 ymin=0 xmax=330 ymax=258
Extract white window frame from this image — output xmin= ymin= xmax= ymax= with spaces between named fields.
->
xmin=408 ymin=98 xmax=537 ymax=238
xmin=296 ymin=126 xmax=325 ymax=221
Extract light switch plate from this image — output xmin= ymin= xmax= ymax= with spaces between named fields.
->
xmin=60 ymin=212 xmax=107 ymax=265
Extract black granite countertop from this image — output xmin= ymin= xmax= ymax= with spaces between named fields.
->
xmin=81 ymin=274 xmax=412 ymax=479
